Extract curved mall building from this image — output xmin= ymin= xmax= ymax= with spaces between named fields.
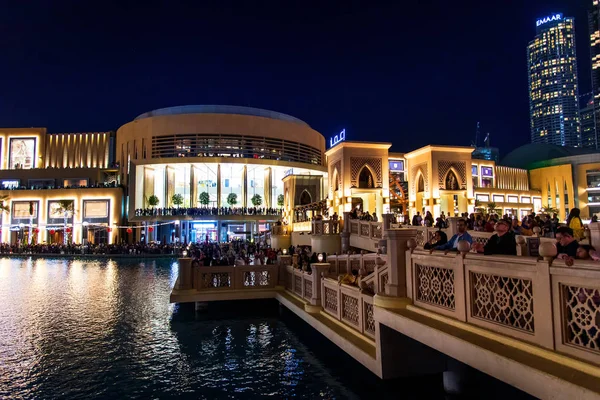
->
xmin=117 ymin=105 xmax=327 ymax=242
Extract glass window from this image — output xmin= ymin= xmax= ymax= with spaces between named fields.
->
xmin=481 ymin=178 xmax=493 ymax=188
xmin=521 ymin=196 xmax=531 ymax=203
xmin=196 ymin=163 xmax=218 ymax=207
xmin=492 ymin=195 xmax=505 ymax=202
xmin=481 ymin=167 xmax=493 ymax=177
xmin=247 ymin=165 xmax=265 ymax=207
xmin=63 ymin=179 xmax=88 ymax=188
xmin=586 ymin=170 xmax=600 ymax=188
xmin=476 ymin=194 xmax=489 ymax=202
xmin=221 ymin=163 xmax=244 ymax=208
xmin=533 ymin=198 xmax=542 ymax=213
xmin=507 ymin=195 xmax=519 ymax=203
xmin=173 ymin=165 xmax=190 ymax=207
xmin=472 ymin=165 xmax=478 ymax=176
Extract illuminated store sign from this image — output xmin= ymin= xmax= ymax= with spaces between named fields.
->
xmin=536 ymin=13 xmax=562 ymax=27
xmin=329 ymin=129 xmax=346 ymax=148
xmin=389 ymin=160 xmax=404 ymax=172
xmin=1 ymin=180 xmax=19 ymax=189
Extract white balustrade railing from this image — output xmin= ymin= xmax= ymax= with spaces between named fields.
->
xmin=311 ymin=219 xmax=341 ymax=235
xmin=406 ymin=248 xmax=600 ymax=365
xmin=325 ymin=253 xmax=387 ymax=276
xmin=347 ymin=220 xmax=382 ymax=240
xmin=322 ymin=277 xmax=376 ymax=339
xmin=193 ymin=265 xmax=279 ymax=290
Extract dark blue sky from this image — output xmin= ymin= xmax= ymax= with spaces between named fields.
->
xmin=0 ymin=0 xmax=590 ymax=157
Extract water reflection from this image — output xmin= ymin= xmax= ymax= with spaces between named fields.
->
xmin=0 ymin=257 xmax=362 ymax=399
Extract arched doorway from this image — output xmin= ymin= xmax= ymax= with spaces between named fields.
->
xmin=416 ymin=174 xmax=425 ymax=215
xmin=300 ymin=190 xmax=312 ymax=205
xmin=358 ymin=167 xmax=375 ymax=189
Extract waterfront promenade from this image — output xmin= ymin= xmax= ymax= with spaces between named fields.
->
xmin=171 ymin=226 xmax=600 ymax=399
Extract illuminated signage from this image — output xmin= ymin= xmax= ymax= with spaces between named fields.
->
xmin=389 ymin=160 xmax=404 ymax=172
xmin=283 ymin=168 xmax=294 ymax=177
xmin=481 ymin=166 xmax=493 ymax=177
xmin=329 ymin=129 xmax=346 ymax=148
xmin=1 ymin=180 xmax=19 ymax=189
xmin=536 ymin=13 xmax=562 ymax=27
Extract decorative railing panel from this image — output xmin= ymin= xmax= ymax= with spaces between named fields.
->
xmin=324 ymin=287 xmax=338 ymax=314
xmin=243 ymin=270 xmax=271 ymax=287
xmin=201 ymin=272 xmax=232 ymax=289
xmin=350 ymin=222 xmax=359 ymax=234
xmin=561 ymin=283 xmax=600 ymax=353
xmin=416 ymin=263 xmax=455 ymax=310
xmin=470 ymin=272 xmax=534 ymax=333
xmin=294 ymin=274 xmax=303 ymax=296
xmin=304 ymin=277 xmax=313 ymax=300
xmin=360 ymin=223 xmax=370 ymax=237
xmin=341 ymin=291 xmax=360 ymax=326
xmin=363 ymin=297 xmax=376 ymax=338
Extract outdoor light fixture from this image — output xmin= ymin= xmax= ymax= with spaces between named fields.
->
xmin=182 ymin=250 xmax=188 ymax=257
xmin=283 ymin=249 xmax=287 ymax=255
xmin=317 ymin=253 xmax=323 ymax=262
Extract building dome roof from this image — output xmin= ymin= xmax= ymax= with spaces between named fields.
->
xmin=501 ymin=143 xmax=596 ymax=169
xmin=134 ymin=105 xmax=309 ymax=127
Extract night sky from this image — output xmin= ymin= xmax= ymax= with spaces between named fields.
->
xmin=0 ymin=0 xmax=590 ymax=157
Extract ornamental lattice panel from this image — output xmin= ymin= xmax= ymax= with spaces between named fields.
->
xmin=304 ymin=279 xmax=313 ymax=299
xmin=416 ymin=264 xmax=455 ymax=310
xmin=325 ymin=288 xmax=338 ymax=313
xmin=201 ymin=272 xmax=231 ymax=288
xmin=437 ymin=161 xmax=467 ymax=189
xmin=470 ymin=272 xmax=535 ymax=333
xmin=350 ymin=157 xmax=382 ymax=188
xmin=561 ymin=284 xmax=600 ymax=353
xmin=364 ymin=302 xmax=375 ymax=335
xmin=294 ymin=275 xmax=302 ymax=295
xmin=411 ymin=163 xmax=428 ymax=193
xmin=342 ymin=293 xmax=360 ymax=326
xmin=330 ymin=159 xmax=342 ymax=192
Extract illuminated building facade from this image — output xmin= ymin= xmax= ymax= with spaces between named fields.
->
xmin=528 ymin=13 xmax=580 ymax=147
xmin=117 ymin=106 xmax=327 ymax=243
xmin=0 ymin=128 xmax=122 ymax=245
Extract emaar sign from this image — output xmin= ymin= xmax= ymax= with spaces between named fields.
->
xmin=329 ymin=129 xmax=346 ymax=148
xmin=536 ymin=13 xmax=562 ymax=27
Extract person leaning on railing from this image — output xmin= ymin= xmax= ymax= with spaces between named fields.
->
xmin=471 ymin=219 xmax=516 ymax=256
xmin=429 ymin=218 xmax=472 ymax=254
xmin=423 ymin=230 xmax=448 ymax=250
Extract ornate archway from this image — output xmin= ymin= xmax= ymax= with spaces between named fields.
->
xmin=299 ymin=190 xmax=312 ymax=205
xmin=358 ymin=166 xmax=375 ymax=189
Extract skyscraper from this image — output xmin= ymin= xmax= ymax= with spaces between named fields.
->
xmin=580 ymin=93 xmax=596 ymax=148
xmin=589 ymin=0 xmax=600 ymax=149
xmin=528 ymin=13 xmax=580 ymax=147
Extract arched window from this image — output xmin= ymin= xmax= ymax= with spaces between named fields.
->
xmin=300 ymin=190 xmax=312 ymax=205
xmin=333 ymin=169 xmax=339 ymax=192
xmin=417 ymin=175 xmax=425 ymax=192
xmin=358 ymin=167 xmax=374 ymax=188
xmin=445 ymin=170 xmax=459 ymax=190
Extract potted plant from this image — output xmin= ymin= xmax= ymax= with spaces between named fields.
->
xmin=171 ymin=193 xmax=184 ymax=208
xmin=147 ymin=195 xmax=159 ymax=208
xmin=251 ymin=194 xmax=262 ymax=207
xmin=487 ymin=201 xmax=497 ymax=215
xmin=227 ymin=193 xmax=238 ymax=206
xmin=277 ymin=194 xmax=284 ymax=207
xmin=199 ymin=192 xmax=210 ymax=207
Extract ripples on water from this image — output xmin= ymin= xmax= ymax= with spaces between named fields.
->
xmin=0 ymin=258 xmax=366 ymax=399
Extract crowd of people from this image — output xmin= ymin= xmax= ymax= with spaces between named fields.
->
xmin=405 ymin=208 xmax=586 ymax=240
xmin=135 ymin=206 xmax=283 ymax=217
xmin=0 ymin=242 xmax=180 ymax=255
xmin=418 ymin=207 xmax=599 ymax=265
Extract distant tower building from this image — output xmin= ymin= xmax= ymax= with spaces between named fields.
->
xmin=589 ymin=0 xmax=600 ymax=149
xmin=527 ymin=13 xmax=581 ymax=147
xmin=580 ymin=93 xmax=597 ymax=148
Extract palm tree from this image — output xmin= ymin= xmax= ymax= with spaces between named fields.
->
xmin=54 ymin=200 xmax=75 ymax=245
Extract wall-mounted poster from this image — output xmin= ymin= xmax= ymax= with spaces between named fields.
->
xmin=10 ymin=138 xmax=36 ymax=169
xmin=84 ymin=200 xmax=108 ymax=218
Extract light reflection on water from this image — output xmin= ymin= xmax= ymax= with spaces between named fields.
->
xmin=0 ymin=257 xmax=360 ymax=399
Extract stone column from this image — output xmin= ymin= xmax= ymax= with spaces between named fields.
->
xmin=308 ymin=263 xmax=330 ymax=310
xmin=384 ymin=228 xmax=417 ymax=297
xmin=445 ymin=217 xmax=460 ymax=238
xmin=341 ymin=232 xmax=350 ymax=253
xmin=189 ymin=166 xmax=196 ymax=208
xmin=589 ymin=222 xmax=600 ymax=250
xmin=242 ymin=165 xmax=248 ymax=208
xmin=176 ymin=257 xmax=193 ymax=290
xmin=216 ymin=164 xmax=221 ymax=208
xmin=264 ymin=167 xmax=272 ymax=208
xmin=343 ymin=212 xmax=351 ymax=233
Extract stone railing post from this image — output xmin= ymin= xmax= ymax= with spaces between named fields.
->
xmin=382 ymin=213 xmax=394 ymax=232
xmin=343 ymin=212 xmax=352 ymax=233
xmin=516 ymin=236 xmax=527 ymax=256
xmin=383 ymin=228 xmax=417 ymax=297
xmin=278 ymin=255 xmax=292 ymax=286
xmin=341 ymin=231 xmax=350 ymax=253
xmin=309 ymin=263 xmax=330 ymax=310
xmin=176 ymin=257 xmax=193 ymax=290
xmin=589 ymin=222 xmax=600 ymax=250
xmin=446 ymin=217 xmax=460 ymax=238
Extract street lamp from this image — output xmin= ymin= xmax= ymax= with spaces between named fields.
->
xmin=317 ymin=253 xmax=324 ymax=262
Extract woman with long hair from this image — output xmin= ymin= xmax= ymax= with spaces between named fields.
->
xmin=567 ymin=208 xmax=584 ymax=241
